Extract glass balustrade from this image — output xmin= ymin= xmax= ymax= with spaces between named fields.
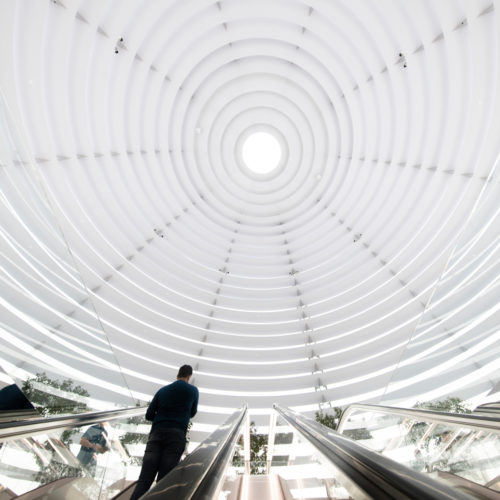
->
xmin=218 ymin=415 xmax=365 ymax=500
xmin=0 ymin=414 xmax=150 ymax=499
xmin=267 ymin=416 xmax=361 ymax=499
xmin=2 ymin=404 xmax=497 ymax=499
xmin=339 ymin=406 xmax=500 ymax=496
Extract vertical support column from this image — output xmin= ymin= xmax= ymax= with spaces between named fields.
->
xmin=243 ymin=413 xmax=251 ymax=475
xmin=266 ymin=410 xmax=277 ymax=474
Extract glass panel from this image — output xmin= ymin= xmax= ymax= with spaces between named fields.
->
xmin=0 ymin=92 xmax=136 ymax=413
xmin=381 ymin=159 xmax=500 ymax=405
xmin=341 ymin=408 xmax=500 ymax=494
xmin=220 ymin=417 xmax=367 ymax=499
xmin=104 ymin=414 xmax=150 ymax=495
xmin=268 ymin=416 xmax=367 ymax=499
xmin=0 ymin=415 xmax=151 ymax=499
xmin=0 ymin=365 xmax=37 ymax=417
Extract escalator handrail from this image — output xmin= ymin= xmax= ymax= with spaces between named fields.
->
xmin=274 ymin=404 xmax=476 ymax=500
xmin=142 ymin=404 xmax=247 ymax=500
xmin=473 ymin=401 xmax=500 ymax=417
xmin=0 ymin=405 xmax=147 ymax=441
xmin=337 ymin=403 xmax=500 ymax=434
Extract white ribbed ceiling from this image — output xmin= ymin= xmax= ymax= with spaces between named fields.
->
xmin=0 ymin=0 xmax=499 ymax=430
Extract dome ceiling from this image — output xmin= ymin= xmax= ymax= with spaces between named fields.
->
xmin=0 ymin=0 xmax=499 ymax=432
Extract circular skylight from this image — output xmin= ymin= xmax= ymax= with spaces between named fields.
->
xmin=242 ymin=132 xmax=282 ymax=174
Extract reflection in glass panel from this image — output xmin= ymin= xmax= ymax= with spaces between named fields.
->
xmin=381 ymin=160 xmax=500 ymax=406
xmin=223 ymin=417 xmax=358 ymax=499
xmin=0 ymin=368 xmax=36 ymax=418
xmin=0 ymin=94 xmax=136 ymax=413
xmin=272 ymin=430 xmax=353 ymax=499
xmin=0 ymin=415 xmax=150 ymax=498
xmin=341 ymin=408 xmax=500 ymax=495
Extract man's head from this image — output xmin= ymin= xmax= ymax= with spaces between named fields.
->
xmin=177 ymin=364 xmax=193 ymax=381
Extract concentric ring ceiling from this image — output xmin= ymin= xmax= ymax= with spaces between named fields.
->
xmin=1 ymin=0 xmax=499 ymax=432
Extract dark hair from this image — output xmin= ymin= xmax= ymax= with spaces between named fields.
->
xmin=177 ymin=365 xmax=193 ymax=379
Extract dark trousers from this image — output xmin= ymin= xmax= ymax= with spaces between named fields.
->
xmin=130 ymin=427 xmax=186 ymax=500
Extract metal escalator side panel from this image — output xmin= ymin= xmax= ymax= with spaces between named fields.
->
xmin=110 ymin=480 xmax=138 ymax=500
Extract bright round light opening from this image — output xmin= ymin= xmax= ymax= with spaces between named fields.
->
xmin=242 ymin=132 xmax=282 ymax=174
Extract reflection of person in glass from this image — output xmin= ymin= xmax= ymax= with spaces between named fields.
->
xmin=77 ymin=423 xmax=109 ymax=475
xmin=412 ymin=448 xmax=426 ymax=471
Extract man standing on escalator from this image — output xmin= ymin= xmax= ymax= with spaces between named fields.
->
xmin=130 ymin=365 xmax=199 ymax=500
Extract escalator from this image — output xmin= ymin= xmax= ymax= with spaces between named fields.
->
xmin=0 ymin=403 xmax=498 ymax=499
xmin=0 ymin=405 xmax=147 ymax=499
xmin=336 ymin=403 xmax=500 ymax=499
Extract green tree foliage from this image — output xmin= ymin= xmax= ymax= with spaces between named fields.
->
xmin=120 ymin=414 xmax=149 ymax=466
xmin=17 ymin=374 xmax=96 ymax=485
xmin=231 ymin=438 xmax=244 ymax=468
xmin=314 ymin=407 xmax=343 ymax=430
xmin=22 ymin=372 xmax=90 ymax=417
xmin=413 ymin=397 xmax=471 ymax=414
xmin=343 ymin=427 xmax=373 ymax=440
xmin=22 ymin=372 xmax=91 ymax=448
xmin=231 ymin=422 xmax=268 ymax=475
xmin=315 ymin=407 xmax=372 ymax=440
xmin=249 ymin=423 xmax=267 ymax=475
xmin=33 ymin=460 xmax=84 ymax=486
xmin=405 ymin=397 xmax=471 ymax=451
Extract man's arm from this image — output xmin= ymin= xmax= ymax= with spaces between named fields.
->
xmin=80 ymin=426 xmax=106 ymax=453
xmin=80 ymin=437 xmax=105 ymax=453
xmin=190 ymin=388 xmax=199 ymax=418
xmin=145 ymin=392 xmax=159 ymax=422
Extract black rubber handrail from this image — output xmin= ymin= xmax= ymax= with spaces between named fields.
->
xmin=143 ymin=404 xmax=247 ymax=500
xmin=0 ymin=405 xmax=147 ymax=441
xmin=337 ymin=403 xmax=500 ymax=434
xmin=274 ymin=404 xmax=476 ymax=500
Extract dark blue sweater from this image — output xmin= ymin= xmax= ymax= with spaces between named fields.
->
xmin=146 ymin=380 xmax=198 ymax=433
